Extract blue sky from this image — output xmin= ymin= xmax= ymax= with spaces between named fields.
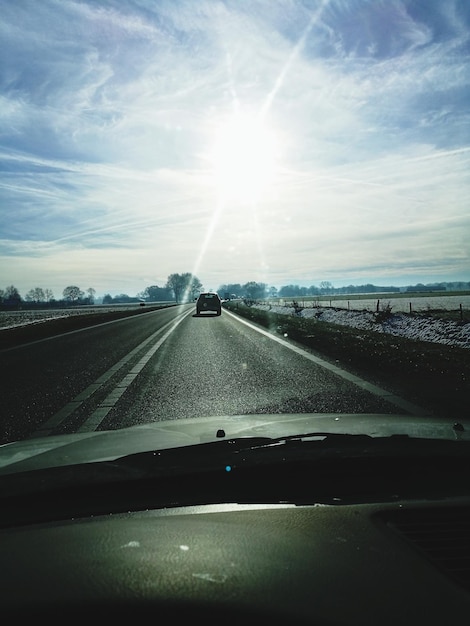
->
xmin=1 ymin=0 xmax=469 ymax=297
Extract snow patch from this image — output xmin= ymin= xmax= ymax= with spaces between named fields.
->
xmin=253 ymin=304 xmax=470 ymax=349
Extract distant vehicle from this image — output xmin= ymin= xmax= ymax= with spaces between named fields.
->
xmin=196 ymin=292 xmax=222 ymax=315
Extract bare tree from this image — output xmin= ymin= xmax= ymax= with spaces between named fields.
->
xmin=63 ymin=285 xmax=84 ymax=302
xmin=243 ymin=281 xmax=267 ymax=300
xmin=44 ymin=288 xmax=54 ymax=302
xmin=25 ymin=287 xmax=46 ymax=302
xmin=319 ymin=281 xmax=333 ymax=295
xmin=86 ymin=287 xmax=96 ymax=304
xmin=4 ymin=285 xmax=22 ymax=304
xmin=166 ymin=273 xmax=202 ymax=303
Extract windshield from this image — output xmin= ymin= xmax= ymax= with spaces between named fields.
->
xmin=0 ymin=1 xmax=469 ymax=468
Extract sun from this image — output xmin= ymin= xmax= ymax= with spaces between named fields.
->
xmin=210 ymin=113 xmax=278 ymax=203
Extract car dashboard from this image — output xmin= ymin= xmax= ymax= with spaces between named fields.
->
xmin=1 ymin=447 xmax=470 ymax=625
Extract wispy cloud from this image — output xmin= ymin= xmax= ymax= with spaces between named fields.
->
xmin=1 ymin=0 xmax=469 ymax=295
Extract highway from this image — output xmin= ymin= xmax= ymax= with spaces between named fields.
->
xmin=0 ymin=304 xmax=422 ymax=445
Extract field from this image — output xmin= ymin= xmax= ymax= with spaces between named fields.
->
xmin=0 ymin=303 xmax=175 ymax=350
xmin=268 ymin=291 xmax=470 ymax=319
xmin=0 ymin=303 xmax=174 ymax=331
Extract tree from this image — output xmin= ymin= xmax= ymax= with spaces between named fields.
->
xmin=218 ymin=283 xmax=243 ymax=297
xmin=279 ymin=284 xmax=301 ymax=297
xmin=140 ymin=285 xmax=174 ymax=302
xmin=319 ymin=281 xmax=333 ymax=295
xmin=86 ymin=287 xmax=96 ymax=304
xmin=63 ymin=285 xmax=83 ymax=302
xmin=4 ymin=285 xmax=22 ymax=305
xmin=25 ymin=287 xmax=45 ymax=303
xmin=166 ymin=273 xmax=202 ymax=303
xmin=187 ymin=274 xmax=203 ymax=301
xmin=243 ymin=281 xmax=267 ymax=299
xmin=112 ymin=294 xmax=135 ymax=303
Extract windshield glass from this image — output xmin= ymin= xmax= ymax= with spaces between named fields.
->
xmin=0 ymin=0 xmax=469 ymax=469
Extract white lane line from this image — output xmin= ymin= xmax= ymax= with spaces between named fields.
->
xmin=77 ymin=308 xmax=193 ymax=433
xmin=224 ymin=309 xmax=432 ymax=417
xmin=29 ymin=309 xmax=192 ymax=438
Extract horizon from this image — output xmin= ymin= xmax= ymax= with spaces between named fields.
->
xmin=1 ymin=1 xmax=469 ymax=296
xmin=2 ymin=276 xmax=469 ymax=302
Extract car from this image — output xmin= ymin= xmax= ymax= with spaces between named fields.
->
xmin=1 ymin=412 xmax=470 ymax=623
xmin=196 ymin=292 xmax=222 ymax=315
xmin=1 ymin=1 xmax=469 ymax=624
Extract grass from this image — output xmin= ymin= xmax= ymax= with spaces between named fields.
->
xmin=224 ymin=301 xmax=470 ymax=420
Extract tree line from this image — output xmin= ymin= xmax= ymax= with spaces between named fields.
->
xmin=0 ymin=273 xmax=204 ymax=308
xmin=0 ymin=284 xmax=97 ymax=306
xmin=219 ymin=280 xmax=470 ymax=299
xmin=2 ymin=277 xmax=469 ymax=309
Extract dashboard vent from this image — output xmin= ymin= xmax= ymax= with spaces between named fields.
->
xmin=386 ymin=507 xmax=470 ymax=592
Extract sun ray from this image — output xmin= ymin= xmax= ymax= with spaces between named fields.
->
xmin=196 ymin=1 xmax=331 ymax=286
xmin=260 ymin=0 xmax=330 ymax=118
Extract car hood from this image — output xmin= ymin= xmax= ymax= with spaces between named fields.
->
xmin=0 ymin=412 xmax=468 ymax=476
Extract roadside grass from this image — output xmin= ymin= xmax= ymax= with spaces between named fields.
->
xmin=224 ymin=301 xmax=470 ymax=419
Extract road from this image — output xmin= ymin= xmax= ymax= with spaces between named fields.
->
xmin=0 ymin=304 xmax=423 ymax=445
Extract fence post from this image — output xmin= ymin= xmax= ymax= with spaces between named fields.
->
xmin=409 ymin=302 xmax=412 ymax=314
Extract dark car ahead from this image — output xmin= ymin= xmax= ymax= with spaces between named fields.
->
xmin=196 ymin=292 xmax=221 ymax=315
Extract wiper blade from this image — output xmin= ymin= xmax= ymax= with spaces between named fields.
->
xmin=118 ymin=432 xmax=370 ymax=461
xmin=2 ymin=433 xmax=470 ymax=529
xmin=114 ymin=431 xmax=465 ymax=476
xmin=258 ymin=431 xmax=374 ymax=445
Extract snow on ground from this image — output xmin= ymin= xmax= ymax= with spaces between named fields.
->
xmin=252 ymin=304 xmax=470 ymax=350
xmin=0 ymin=305 xmax=140 ymax=331
xmin=0 ymin=311 xmax=72 ymax=329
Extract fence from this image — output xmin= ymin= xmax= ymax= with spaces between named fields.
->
xmin=257 ymin=294 xmax=470 ymax=320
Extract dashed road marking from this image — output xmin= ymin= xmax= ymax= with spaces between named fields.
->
xmin=77 ymin=308 xmax=192 ymax=432
xmin=29 ymin=309 xmax=192 ymax=437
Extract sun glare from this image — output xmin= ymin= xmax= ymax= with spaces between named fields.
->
xmin=210 ymin=113 xmax=278 ymax=203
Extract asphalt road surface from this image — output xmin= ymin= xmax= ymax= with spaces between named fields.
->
xmin=0 ymin=304 xmax=423 ymax=445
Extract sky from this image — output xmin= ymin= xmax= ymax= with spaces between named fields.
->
xmin=1 ymin=0 xmax=469 ymax=298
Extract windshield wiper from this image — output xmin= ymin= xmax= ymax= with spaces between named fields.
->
xmin=1 ymin=433 xmax=470 ymax=528
xmin=112 ymin=431 xmax=469 ymax=477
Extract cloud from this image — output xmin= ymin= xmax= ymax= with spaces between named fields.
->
xmin=0 ymin=0 xmax=469 ymax=295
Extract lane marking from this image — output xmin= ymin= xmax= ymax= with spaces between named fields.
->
xmin=77 ymin=308 xmax=193 ymax=433
xmin=224 ymin=308 xmax=432 ymax=417
xmin=29 ymin=309 xmax=192 ymax=438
